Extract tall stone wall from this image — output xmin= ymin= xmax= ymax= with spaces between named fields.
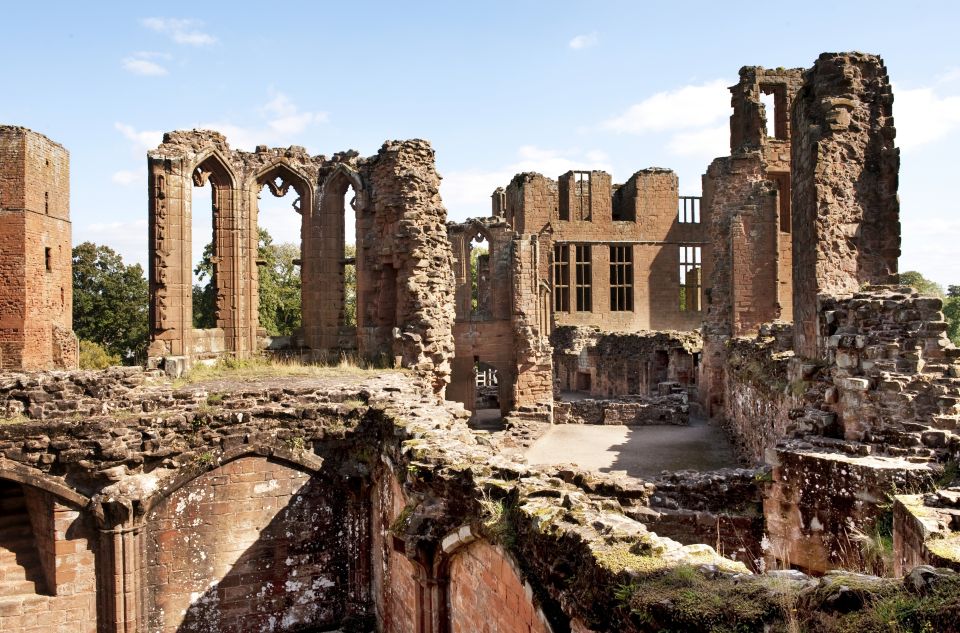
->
xmin=792 ymin=53 xmax=900 ymax=359
xmin=0 ymin=126 xmax=76 ymax=370
xmin=147 ymin=133 xmax=455 ymax=392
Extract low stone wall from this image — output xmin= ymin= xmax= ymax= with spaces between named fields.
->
xmin=554 ymin=395 xmax=688 ymax=426
xmin=894 ymin=490 xmax=960 ymax=576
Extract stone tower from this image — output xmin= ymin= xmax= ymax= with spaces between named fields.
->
xmin=0 ymin=126 xmax=77 ymax=369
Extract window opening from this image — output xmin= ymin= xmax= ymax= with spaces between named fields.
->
xmin=610 ymin=245 xmax=633 ymax=311
xmin=256 ymin=173 xmax=304 ymax=338
xmin=574 ymin=171 xmax=591 ymax=221
xmin=678 ymin=196 xmax=700 ymax=223
xmin=679 ymin=245 xmax=702 ymax=312
xmin=575 ymin=244 xmax=592 ymax=312
xmin=552 ymin=243 xmax=570 ymax=312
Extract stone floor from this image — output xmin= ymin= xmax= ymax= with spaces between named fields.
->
xmin=524 ymin=417 xmax=740 ymax=478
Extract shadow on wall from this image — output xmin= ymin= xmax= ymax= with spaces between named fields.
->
xmin=145 ymin=457 xmax=365 ymax=633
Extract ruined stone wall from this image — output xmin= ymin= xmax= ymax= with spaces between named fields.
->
xmin=147 ymin=133 xmax=455 ymax=392
xmin=792 ymin=53 xmax=900 ymax=359
xmin=371 ymin=468 xmax=418 ymax=633
xmin=0 ymin=482 xmax=97 ymax=633
xmin=721 ymin=324 xmax=801 ymax=462
xmin=501 ymin=169 xmax=707 ymax=334
xmin=553 ymin=395 xmax=688 ymax=426
xmin=765 ymin=448 xmax=933 ymax=573
xmin=447 ymin=217 xmax=552 ymax=419
xmin=552 ymin=326 xmax=700 ymax=397
xmin=145 ymin=456 xmax=353 ymax=633
xmin=357 ymin=141 xmax=456 ymax=394
xmin=0 ymin=127 xmax=75 ymax=371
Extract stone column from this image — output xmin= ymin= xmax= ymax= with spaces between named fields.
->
xmin=96 ymin=500 xmax=145 ymax=633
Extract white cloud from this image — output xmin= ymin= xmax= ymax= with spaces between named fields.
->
xmin=260 ymin=93 xmax=328 ymax=135
xmin=141 ymin=17 xmax=216 ymax=46
xmin=569 ymin=32 xmax=598 ymax=50
xmin=110 ymin=94 xmax=329 ymax=158
xmin=602 ymin=79 xmax=729 ymax=134
xmin=111 ymin=170 xmax=140 ymax=186
xmin=893 ymin=84 xmax=960 ymax=150
xmin=666 ymin=125 xmax=728 ymax=158
xmin=114 ymin=122 xmax=163 ymax=152
xmin=122 ymin=57 xmax=168 ymax=76
xmin=441 ymin=146 xmax=613 ymax=220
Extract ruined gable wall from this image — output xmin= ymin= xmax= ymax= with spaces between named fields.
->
xmin=792 ymin=53 xmax=900 ymax=359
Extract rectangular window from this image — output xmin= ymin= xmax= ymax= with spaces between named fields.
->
xmin=574 ymin=171 xmax=591 ymax=221
xmin=679 ymin=246 xmax=702 ymax=312
xmin=45 ymin=247 xmax=52 ymax=272
xmin=678 ymin=196 xmax=700 ymax=223
xmin=610 ymin=245 xmax=634 ymax=311
xmin=552 ymin=243 xmax=570 ymax=312
xmin=575 ymin=244 xmax=592 ymax=312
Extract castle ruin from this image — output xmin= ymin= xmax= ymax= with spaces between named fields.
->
xmin=0 ymin=51 xmax=958 ymax=633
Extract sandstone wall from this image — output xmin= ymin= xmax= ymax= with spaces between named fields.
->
xmin=792 ymin=53 xmax=900 ymax=358
xmin=448 ymin=540 xmax=552 ymax=633
xmin=145 ymin=456 xmax=352 ymax=633
xmin=0 ymin=126 xmax=75 ymax=371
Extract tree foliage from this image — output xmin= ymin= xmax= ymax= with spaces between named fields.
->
xmin=72 ymin=242 xmax=149 ymax=364
xmin=193 ymin=229 xmax=303 ymax=337
xmin=78 ymin=340 xmax=120 ymax=369
xmin=900 ymin=270 xmax=944 ymax=297
xmin=901 ymin=271 xmax=960 ymax=345
xmin=344 ymin=243 xmax=356 ymax=327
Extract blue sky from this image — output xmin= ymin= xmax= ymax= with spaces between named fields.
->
xmin=2 ymin=1 xmax=959 ymax=287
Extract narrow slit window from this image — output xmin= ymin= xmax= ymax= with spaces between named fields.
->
xmin=575 ymin=244 xmax=592 ymax=312
xmin=45 ymin=247 xmax=52 ymax=272
xmin=610 ymin=245 xmax=633 ymax=311
xmin=552 ymin=243 xmax=570 ymax=312
xmin=679 ymin=246 xmax=702 ymax=312
xmin=678 ymin=196 xmax=700 ymax=223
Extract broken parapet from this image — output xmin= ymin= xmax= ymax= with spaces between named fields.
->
xmin=792 ymin=52 xmax=900 ymax=359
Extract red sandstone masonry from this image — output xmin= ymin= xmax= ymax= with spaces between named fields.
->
xmin=0 ymin=126 xmax=76 ymax=371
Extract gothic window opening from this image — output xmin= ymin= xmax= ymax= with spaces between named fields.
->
xmin=469 ymin=232 xmax=491 ymax=317
xmin=256 ymin=169 xmax=304 ymax=339
xmin=191 ymin=166 xmax=217 ymax=329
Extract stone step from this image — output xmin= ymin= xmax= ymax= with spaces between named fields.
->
xmin=0 ymin=578 xmax=40 ymax=597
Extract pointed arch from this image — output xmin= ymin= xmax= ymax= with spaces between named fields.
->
xmin=191 ymin=147 xmax=238 ymax=189
xmin=138 ymin=442 xmax=325 ymax=517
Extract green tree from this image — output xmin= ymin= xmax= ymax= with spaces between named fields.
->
xmin=193 ymin=229 xmax=302 ymax=337
xmin=470 ymin=245 xmax=488 ymax=312
xmin=193 ymin=240 xmax=217 ymax=329
xmin=78 ymin=340 xmax=121 ymax=369
xmin=945 ymin=285 xmax=960 ymax=345
xmin=344 ymin=243 xmax=356 ymax=327
xmin=72 ymin=242 xmax=149 ymax=364
xmin=900 ymin=270 xmax=944 ymax=297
